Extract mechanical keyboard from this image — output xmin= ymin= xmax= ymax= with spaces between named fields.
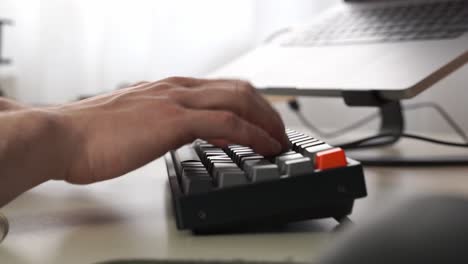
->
xmin=165 ymin=129 xmax=367 ymax=232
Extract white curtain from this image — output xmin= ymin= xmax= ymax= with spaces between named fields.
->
xmin=0 ymin=0 xmax=337 ymax=104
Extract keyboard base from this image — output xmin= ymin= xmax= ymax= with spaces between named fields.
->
xmin=165 ymin=153 xmax=365 ymax=232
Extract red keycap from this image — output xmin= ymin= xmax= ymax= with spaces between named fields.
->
xmin=315 ymin=147 xmax=347 ymax=170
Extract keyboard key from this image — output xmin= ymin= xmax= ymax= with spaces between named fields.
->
xmin=278 ymin=151 xmax=297 ymax=156
xmin=288 ymin=134 xmax=310 ymax=143
xmin=206 ymin=157 xmax=233 ymax=173
xmin=315 ymin=148 xmax=347 ymax=170
xmin=227 ymin=146 xmax=253 ymax=156
xmin=239 ymin=155 xmax=264 ymax=168
xmin=216 ymin=170 xmax=249 ymax=188
xmin=292 ymin=139 xmax=319 ymax=151
xmin=232 ymin=153 xmax=250 ymax=164
xmin=181 ymin=169 xmax=213 ymax=195
xmin=302 ymin=144 xmax=332 ymax=161
xmin=181 ymin=161 xmax=205 ymax=168
xmin=290 ymin=137 xmax=315 ymax=147
xmin=283 ymin=157 xmax=313 ymax=177
xmin=296 ymin=140 xmax=323 ymax=152
xmin=244 ymin=159 xmax=280 ymax=182
xmin=275 ymin=153 xmax=304 ymax=173
xmin=176 ymin=145 xmax=201 ymax=162
xmin=212 ymin=162 xmax=239 ymax=177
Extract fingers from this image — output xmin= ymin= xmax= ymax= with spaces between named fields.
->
xmin=75 ymin=76 xmax=288 ymax=154
xmin=185 ymin=110 xmax=282 ymax=156
xmin=158 ymin=76 xmax=204 ymax=87
xmin=162 ymin=81 xmax=288 ymax=150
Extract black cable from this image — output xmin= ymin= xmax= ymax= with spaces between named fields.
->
xmin=289 ymin=99 xmax=381 ymax=139
xmin=337 ymin=134 xmax=400 ymax=150
xmin=353 ymin=155 xmax=468 ymax=167
xmin=288 ymin=99 xmax=468 ymax=166
xmin=408 ymin=102 xmax=468 ymax=143
xmin=402 ymin=133 xmax=468 ymax=148
xmin=288 ymin=100 xmax=468 ymax=143
xmin=342 ymin=132 xmax=468 ymax=166
xmin=338 ymin=133 xmax=468 ymax=150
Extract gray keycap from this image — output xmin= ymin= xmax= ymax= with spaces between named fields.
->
xmin=176 ymin=145 xmax=201 ymax=162
xmin=288 ymin=135 xmax=310 ymax=145
xmin=298 ymin=140 xmax=322 ymax=149
xmin=212 ymin=162 xmax=239 ymax=176
xmin=278 ymin=151 xmax=297 ymax=156
xmin=181 ymin=171 xmax=213 ymax=195
xmin=291 ymin=137 xmax=314 ymax=145
xmin=181 ymin=161 xmax=205 ymax=168
xmin=244 ymin=159 xmax=280 ymax=182
xmin=216 ymin=170 xmax=249 ymax=188
xmin=302 ymin=144 xmax=331 ymax=161
xmin=275 ymin=153 xmax=304 ymax=173
xmin=283 ymin=157 xmax=313 ymax=177
xmin=239 ymin=155 xmax=264 ymax=167
xmin=235 ymin=153 xmax=259 ymax=164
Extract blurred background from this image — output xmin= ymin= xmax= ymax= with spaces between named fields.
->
xmin=0 ymin=0 xmax=467 ymax=135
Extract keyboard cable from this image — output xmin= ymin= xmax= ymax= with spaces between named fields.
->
xmin=288 ymin=99 xmax=468 ymax=166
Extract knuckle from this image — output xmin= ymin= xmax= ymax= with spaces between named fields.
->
xmin=236 ymin=97 xmax=250 ymax=118
xmin=162 ymin=76 xmax=193 ymax=85
xmin=218 ymin=111 xmax=240 ymax=130
xmin=152 ymin=99 xmax=188 ymax=120
xmin=170 ymin=104 xmax=188 ymax=118
xmin=153 ymin=82 xmax=174 ymax=91
xmin=233 ymin=83 xmax=255 ymax=116
xmin=236 ymin=81 xmax=256 ymax=96
xmin=165 ymin=87 xmax=188 ymax=102
xmin=132 ymin=81 xmax=150 ymax=87
xmin=108 ymin=92 xmax=130 ymax=104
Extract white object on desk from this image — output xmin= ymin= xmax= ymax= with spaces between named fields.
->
xmin=0 ymin=212 xmax=8 ymax=243
xmin=0 ymin=65 xmax=17 ymax=98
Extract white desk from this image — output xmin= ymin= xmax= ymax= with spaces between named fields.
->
xmin=1 ymin=137 xmax=468 ymax=264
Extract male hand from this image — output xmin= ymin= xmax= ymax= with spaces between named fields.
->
xmin=54 ymin=77 xmax=288 ymax=184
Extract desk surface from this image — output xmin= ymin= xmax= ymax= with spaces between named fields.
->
xmin=1 ymin=136 xmax=468 ymax=264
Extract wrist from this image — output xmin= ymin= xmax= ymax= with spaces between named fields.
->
xmin=0 ymin=107 xmax=73 ymax=205
xmin=6 ymin=108 xmax=74 ymax=182
xmin=34 ymin=108 xmax=78 ymax=182
xmin=0 ymin=97 xmax=26 ymax=111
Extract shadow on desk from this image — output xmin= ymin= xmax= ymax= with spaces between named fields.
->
xmin=6 ymin=192 xmax=130 ymax=235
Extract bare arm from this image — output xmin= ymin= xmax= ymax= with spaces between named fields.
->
xmin=0 ymin=102 xmax=71 ymax=205
xmin=0 ymin=78 xmax=288 ymax=207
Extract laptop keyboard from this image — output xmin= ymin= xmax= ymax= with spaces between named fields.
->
xmin=282 ymin=0 xmax=468 ymax=46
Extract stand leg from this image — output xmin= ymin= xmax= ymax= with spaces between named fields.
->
xmin=342 ymin=92 xmax=405 ymax=149
xmin=376 ymin=101 xmax=405 ymax=145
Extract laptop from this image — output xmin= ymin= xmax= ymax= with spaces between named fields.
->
xmin=209 ymin=0 xmax=468 ymax=100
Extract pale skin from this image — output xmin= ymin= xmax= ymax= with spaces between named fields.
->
xmin=0 ymin=77 xmax=288 ymax=207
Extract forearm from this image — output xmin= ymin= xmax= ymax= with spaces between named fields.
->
xmin=0 ymin=106 xmax=70 ymax=207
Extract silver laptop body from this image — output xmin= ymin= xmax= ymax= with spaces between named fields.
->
xmin=210 ymin=0 xmax=468 ymax=100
